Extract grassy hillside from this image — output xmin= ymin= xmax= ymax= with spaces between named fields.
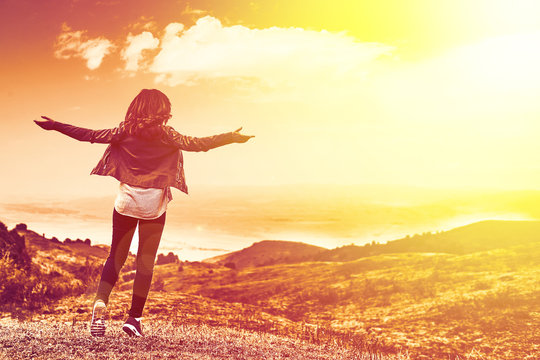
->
xmin=2 ymin=220 xmax=539 ymax=359
xmin=20 ymin=228 xmax=109 ymax=278
xmin=0 ymin=223 xmax=405 ymax=358
xmin=149 ymin=241 xmax=540 ymax=359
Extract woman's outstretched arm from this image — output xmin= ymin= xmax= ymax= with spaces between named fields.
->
xmin=34 ymin=116 xmax=120 ymax=144
xmin=164 ymin=126 xmax=255 ymax=152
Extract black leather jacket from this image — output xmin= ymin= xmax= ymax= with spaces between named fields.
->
xmin=51 ymin=121 xmax=237 ymax=194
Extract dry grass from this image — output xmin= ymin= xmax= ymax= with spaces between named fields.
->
xmin=141 ymin=242 xmax=540 ymax=359
xmin=5 ymin=291 xmax=400 ymax=357
xmin=0 ymin=318 xmax=407 ymax=360
xmin=3 ymin=225 xmax=539 ymax=359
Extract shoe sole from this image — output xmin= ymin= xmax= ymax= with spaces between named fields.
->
xmin=90 ymin=303 xmax=107 ymax=337
xmin=90 ymin=321 xmax=106 ymax=337
xmin=123 ymin=323 xmax=142 ymax=337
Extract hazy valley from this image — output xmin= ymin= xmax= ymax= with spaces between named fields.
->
xmin=3 ymin=185 xmax=540 ymax=260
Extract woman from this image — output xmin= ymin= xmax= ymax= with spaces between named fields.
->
xmin=34 ymin=89 xmax=254 ymax=337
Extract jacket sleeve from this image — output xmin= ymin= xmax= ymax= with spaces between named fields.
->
xmin=164 ymin=126 xmax=236 ymax=152
xmin=51 ymin=121 xmax=121 ymax=144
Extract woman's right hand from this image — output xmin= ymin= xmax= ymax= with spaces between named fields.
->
xmin=232 ymin=127 xmax=255 ymax=143
xmin=34 ymin=116 xmax=55 ymax=130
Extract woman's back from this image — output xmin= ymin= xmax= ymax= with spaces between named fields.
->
xmin=33 ymin=88 xmax=254 ymax=337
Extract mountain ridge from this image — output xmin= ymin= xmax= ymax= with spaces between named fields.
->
xmin=5 ymin=218 xmax=540 ymax=271
xmin=203 ymin=240 xmax=326 ymax=268
xmin=203 ymin=220 xmax=540 ymax=267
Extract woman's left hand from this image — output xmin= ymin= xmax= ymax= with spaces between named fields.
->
xmin=232 ymin=127 xmax=255 ymax=143
xmin=34 ymin=116 xmax=55 ymax=130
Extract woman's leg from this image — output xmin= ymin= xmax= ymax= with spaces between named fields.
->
xmin=95 ymin=209 xmax=138 ymax=305
xmin=128 ymin=211 xmax=166 ymax=318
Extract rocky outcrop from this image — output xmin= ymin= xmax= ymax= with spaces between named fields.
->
xmin=0 ymin=221 xmax=31 ymax=269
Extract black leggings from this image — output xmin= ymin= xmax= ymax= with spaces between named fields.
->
xmin=95 ymin=209 xmax=166 ymax=318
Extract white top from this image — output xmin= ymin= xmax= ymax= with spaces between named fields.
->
xmin=114 ymin=183 xmax=172 ymax=220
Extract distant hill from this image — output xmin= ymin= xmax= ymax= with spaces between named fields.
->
xmin=202 ymin=220 xmax=540 ymax=266
xmin=8 ymin=219 xmax=540 ymax=274
xmin=315 ymin=220 xmax=540 ymax=262
xmin=203 ymin=240 xmax=326 ymax=269
xmin=15 ymin=227 xmax=110 ymax=276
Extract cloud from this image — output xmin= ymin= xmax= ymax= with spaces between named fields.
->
xmin=137 ymin=16 xmax=393 ymax=87
xmin=53 ymin=17 xmax=393 ymax=88
xmin=181 ymin=3 xmax=208 ymax=16
xmin=3 ymin=203 xmax=79 ymax=216
xmin=54 ymin=24 xmax=115 ymax=70
xmin=126 ymin=16 xmax=158 ymax=33
xmin=122 ymin=31 xmax=160 ymax=71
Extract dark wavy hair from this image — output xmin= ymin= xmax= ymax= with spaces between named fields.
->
xmin=123 ymin=89 xmax=172 ymax=139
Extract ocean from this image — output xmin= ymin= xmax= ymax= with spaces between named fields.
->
xmin=2 ymin=185 xmax=536 ymax=261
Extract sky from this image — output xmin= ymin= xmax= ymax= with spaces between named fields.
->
xmin=3 ymin=0 xmax=540 ymax=201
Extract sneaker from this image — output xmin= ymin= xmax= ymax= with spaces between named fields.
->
xmin=123 ymin=317 xmax=143 ymax=337
xmin=90 ymin=300 xmax=108 ymax=337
